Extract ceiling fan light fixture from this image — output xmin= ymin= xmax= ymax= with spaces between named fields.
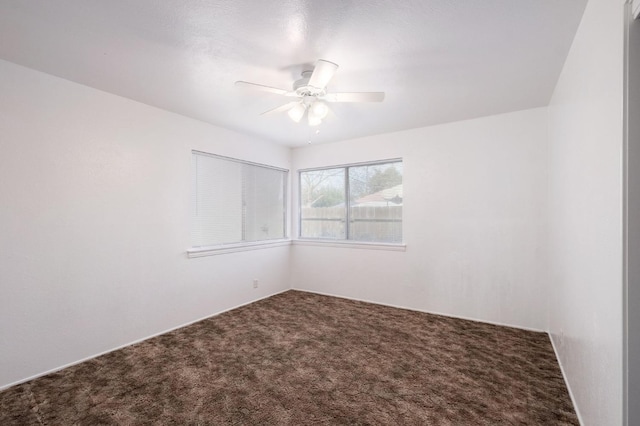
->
xmin=288 ymin=102 xmax=307 ymax=123
xmin=308 ymin=112 xmax=322 ymax=126
xmin=309 ymin=101 xmax=329 ymax=120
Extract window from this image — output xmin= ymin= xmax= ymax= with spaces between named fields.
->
xmin=299 ymin=159 xmax=403 ymax=243
xmin=191 ymin=151 xmax=287 ymax=248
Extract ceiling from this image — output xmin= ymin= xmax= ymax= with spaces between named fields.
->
xmin=0 ymin=0 xmax=587 ymax=147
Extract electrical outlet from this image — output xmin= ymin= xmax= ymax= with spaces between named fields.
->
xmin=253 ymin=279 xmax=259 ymax=289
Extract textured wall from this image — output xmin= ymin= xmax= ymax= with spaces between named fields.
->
xmin=547 ymin=0 xmax=625 ymax=423
xmin=0 ymin=59 xmax=291 ymax=389
xmin=290 ymin=107 xmax=549 ymax=332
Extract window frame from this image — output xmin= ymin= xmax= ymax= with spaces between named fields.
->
xmin=188 ymin=150 xmax=289 ymax=257
xmin=297 ymin=158 xmax=405 ymax=250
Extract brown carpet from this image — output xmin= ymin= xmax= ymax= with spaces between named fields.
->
xmin=1 ymin=290 xmax=578 ymax=425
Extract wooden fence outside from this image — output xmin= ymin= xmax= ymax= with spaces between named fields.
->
xmin=301 ymin=205 xmax=402 ymax=242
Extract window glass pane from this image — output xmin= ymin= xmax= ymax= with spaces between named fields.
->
xmin=348 ymin=162 xmax=403 ymax=243
xmin=300 ymin=168 xmax=346 ymax=239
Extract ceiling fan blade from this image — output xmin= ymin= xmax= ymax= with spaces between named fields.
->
xmin=321 ymin=92 xmax=385 ymax=102
xmin=235 ymin=81 xmax=292 ymax=96
xmin=260 ymin=101 xmax=299 ymax=115
xmin=308 ymin=60 xmax=339 ymax=90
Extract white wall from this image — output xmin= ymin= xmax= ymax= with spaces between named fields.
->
xmin=547 ymin=0 xmax=624 ymax=424
xmin=291 ymin=107 xmax=549 ymax=331
xmin=0 ymin=59 xmax=291 ymax=389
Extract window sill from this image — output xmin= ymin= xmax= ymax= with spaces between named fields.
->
xmin=292 ymin=239 xmax=406 ymax=252
xmin=187 ymin=239 xmax=292 ymax=258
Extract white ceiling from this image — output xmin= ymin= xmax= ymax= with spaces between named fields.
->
xmin=0 ymin=0 xmax=587 ymax=147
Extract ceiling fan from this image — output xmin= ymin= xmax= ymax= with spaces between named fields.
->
xmin=235 ymin=60 xmax=385 ymax=126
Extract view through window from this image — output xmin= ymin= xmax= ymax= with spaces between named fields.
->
xmin=299 ymin=160 xmax=403 ymax=243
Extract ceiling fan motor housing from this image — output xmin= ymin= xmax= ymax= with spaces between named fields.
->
xmin=293 ymin=70 xmax=325 ymax=97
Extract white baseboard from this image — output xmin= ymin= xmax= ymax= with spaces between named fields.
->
xmin=549 ymin=333 xmax=584 ymax=426
xmin=291 ymin=287 xmax=545 ymax=333
xmin=0 ymin=289 xmax=289 ymax=392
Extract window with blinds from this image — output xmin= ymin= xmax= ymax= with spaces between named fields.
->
xmin=191 ymin=151 xmax=287 ymax=248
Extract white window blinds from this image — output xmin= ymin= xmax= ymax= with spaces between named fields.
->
xmin=191 ymin=151 xmax=287 ymax=248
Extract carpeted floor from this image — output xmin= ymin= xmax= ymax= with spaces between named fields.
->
xmin=1 ymin=290 xmax=578 ymax=425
